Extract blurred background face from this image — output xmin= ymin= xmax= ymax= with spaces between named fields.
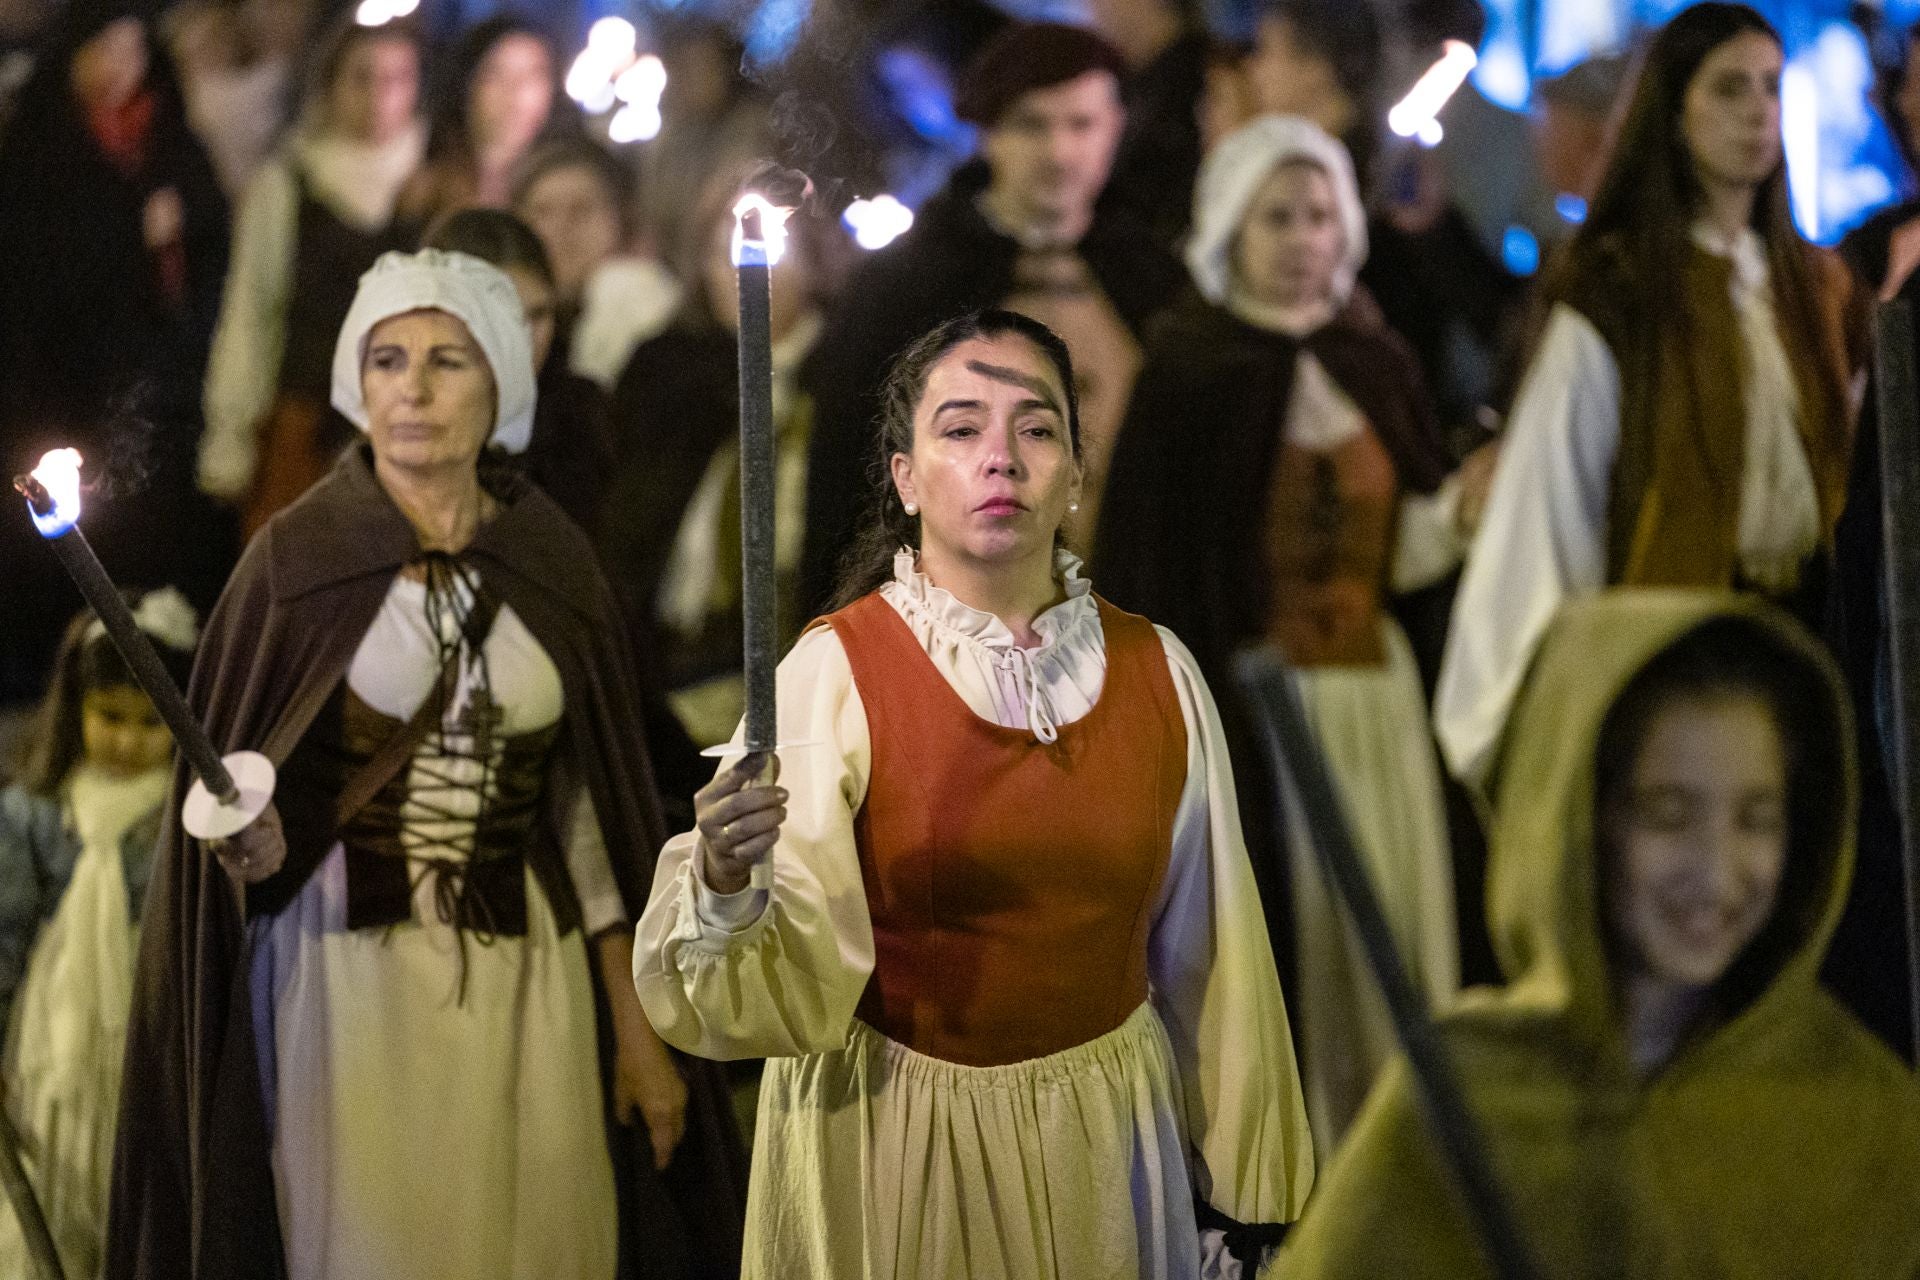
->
xmin=1247 ymin=17 xmax=1354 ymax=137
xmin=892 ymin=333 xmax=1079 ymax=569
xmin=331 ymin=34 xmax=418 ymax=144
xmin=662 ymin=34 xmax=733 ymax=119
xmin=1233 ymin=159 xmax=1344 ymax=310
xmin=518 ymin=163 xmax=623 ymax=300
xmin=498 ymin=263 xmax=557 ymax=369
xmin=980 ymin=70 xmax=1125 ymax=229
xmin=71 ymin=17 xmax=148 ymax=110
xmin=81 ymin=684 xmax=172 ymax=777
xmin=1602 ymin=693 xmax=1789 ymax=993
xmin=361 ymin=309 xmax=498 ymax=477
xmin=1679 ymin=30 xmax=1782 ymax=194
xmin=469 ymin=33 xmax=553 ymax=154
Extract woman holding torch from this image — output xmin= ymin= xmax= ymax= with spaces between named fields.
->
xmin=635 ymin=310 xmax=1314 ymax=1279
xmin=108 ymin=249 xmax=742 ymax=1280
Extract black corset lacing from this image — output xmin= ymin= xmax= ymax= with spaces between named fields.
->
xmin=402 ymin=551 xmax=507 ymax=1000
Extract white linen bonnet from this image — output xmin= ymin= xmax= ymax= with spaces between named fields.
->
xmin=1185 ymin=114 xmax=1369 ymax=308
xmin=330 ymin=249 xmax=537 ymax=454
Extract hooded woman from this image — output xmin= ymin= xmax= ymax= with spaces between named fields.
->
xmin=108 ymin=250 xmax=744 ymax=1280
xmin=1096 ymin=115 xmax=1467 ymax=1154
xmin=1278 ymin=592 xmax=1920 ymax=1278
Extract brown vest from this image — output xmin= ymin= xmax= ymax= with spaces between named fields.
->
xmin=1262 ymin=431 xmax=1398 ymax=666
xmin=1570 ymin=243 xmax=1855 ymax=587
xmin=826 ymin=592 xmax=1188 ymax=1067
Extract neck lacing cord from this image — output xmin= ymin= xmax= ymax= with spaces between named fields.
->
xmin=996 ymin=645 xmax=1060 ymax=744
xmin=401 ymin=551 xmax=502 ymax=1002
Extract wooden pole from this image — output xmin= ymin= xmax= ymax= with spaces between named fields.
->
xmin=1234 ymin=648 xmax=1544 ymax=1280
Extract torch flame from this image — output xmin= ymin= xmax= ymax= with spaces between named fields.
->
xmin=1388 ymin=40 xmax=1478 ymax=142
xmin=28 ymin=448 xmax=82 ymax=537
xmin=732 ymin=194 xmax=794 ymax=268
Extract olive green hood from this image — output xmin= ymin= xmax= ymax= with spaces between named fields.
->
xmin=1483 ymin=590 xmax=1855 ymax=1061
xmin=1280 ymin=591 xmax=1920 ymax=1280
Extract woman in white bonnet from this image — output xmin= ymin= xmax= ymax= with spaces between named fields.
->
xmin=1098 ymin=114 xmax=1485 ymax=1157
xmin=110 ymin=249 xmax=744 ymax=1279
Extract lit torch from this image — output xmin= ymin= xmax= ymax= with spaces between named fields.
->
xmin=732 ymin=191 xmax=794 ymax=762
xmin=14 ymin=450 xmax=274 ymax=841
xmin=724 ymin=177 xmax=808 ymax=890
xmin=1389 ymin=39 xmax=1479 ymax=148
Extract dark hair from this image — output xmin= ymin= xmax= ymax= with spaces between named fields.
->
xmin=1551 ymin=4 xmax=1846 ymax=454
xmin=1258 ymin=0 xmax=1383 ymax=180
xmin=422 ymin=206 xmax=556 ymax=290
xmin=828 ymin=310 xmax=1082 ymax=611
xmin=1593 ymin=615 xmax=1846 ymax=1014
xmin=1403 ymin=0 xmax=1486 ymax=54
xmin=14 ymin=602 xmax=194 ymax=796
xmin=423 ymin=16 xmax=567 ymax=166
xmin=12 ymin=4 xmax=188 ymax=145
xmin=300 ymin=11 xmax=422 ymax=130
xmin=1876 ymin=24 xmax=1920 ymax=170
xmin=510 ymin=137 xmax=639 ymax=244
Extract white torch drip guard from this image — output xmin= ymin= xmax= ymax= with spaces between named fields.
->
xmin=182 ymin=751 xmax=278 ymax=841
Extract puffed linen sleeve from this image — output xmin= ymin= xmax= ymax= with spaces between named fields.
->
xmin=1433 ymin=303 xmax=1620 ymax=787
xmin=200 ymin=157 xmax=297 ymax=501
xmin=633 ymin=626 xmax=876 ymax=1060
xmin=1148 ymin=626 xmax=1316 ymax=1228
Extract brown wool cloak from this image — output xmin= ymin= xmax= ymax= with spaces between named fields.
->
xmin=105 ymin=444 xmax=747 ymax=1280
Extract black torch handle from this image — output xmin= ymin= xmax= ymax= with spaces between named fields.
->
xmin=42 ymin=521 xmax=237 ymax=802
xmin=1234 ymin=648 xmax=1545 ymax=1280
xmin=737 ymin=255 xmax=778 ymax=756
xmin=1873 ymin=296 xmax=1920 ymax=1064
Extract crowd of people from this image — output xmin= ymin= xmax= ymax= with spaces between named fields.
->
xmin=4 ymin=0 xmax=1920 ymax=1275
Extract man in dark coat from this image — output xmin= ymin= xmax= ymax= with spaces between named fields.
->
xmin=797 ymin=22 xmax=1186 ymax=616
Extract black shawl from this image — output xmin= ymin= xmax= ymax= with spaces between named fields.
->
xmin=107 ymin=446 xmax=746 ymax=1279
xmin=1093 ymin=288 xmax=1452 ymax=1008
xmin=1094 ymin=289 xmax=1449 ymax=688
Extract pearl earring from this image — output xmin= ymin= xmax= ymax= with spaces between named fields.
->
xmin=1068 ymin=500 xmax=1080 ymax=513
xmin=904 ymin=501 xmax=919 ymax=515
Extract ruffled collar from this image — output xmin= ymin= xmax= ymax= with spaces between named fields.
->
xmin=884 ymin=548 xmax=1101 ymax=744
xmin=887 ymin=548 xmax=1096 ymax=651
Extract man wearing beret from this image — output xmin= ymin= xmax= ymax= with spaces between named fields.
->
xmin=797 ymin=22 xmax=1185 ymax=616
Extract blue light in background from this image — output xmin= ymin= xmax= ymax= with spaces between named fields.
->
xmin=1468 ymin=0 xmax=1911 ymax=245
xmin=1502 ymin=225 xmax=1541 ymax=276
xmin=1555 ymin=193 xmax=1588 ymax=225
xmin=743 ymin=0 xmax=810 ymax=65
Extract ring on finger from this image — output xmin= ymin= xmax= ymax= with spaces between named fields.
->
xmin=721 ymin=821 xmax=733 ymax=842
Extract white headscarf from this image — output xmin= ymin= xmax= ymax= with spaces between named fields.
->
xmin=1185 ymin=114 xmax=1369 ymax=310
xmin=330 ymin=249 xmax=537 ymax=454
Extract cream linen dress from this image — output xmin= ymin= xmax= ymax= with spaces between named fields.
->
xmin=636 ymin=553 xmax=1314 ymax=1280
xmin=249 ymin=574 xmax=628 ymax=1280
